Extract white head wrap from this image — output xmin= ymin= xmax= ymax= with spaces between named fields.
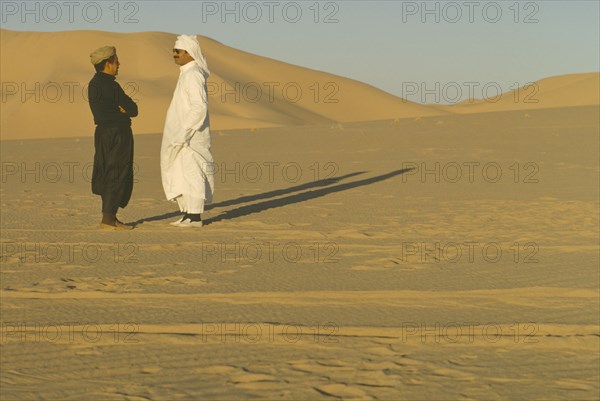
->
xmin=174 ymin=34 xmax=210 ymax=78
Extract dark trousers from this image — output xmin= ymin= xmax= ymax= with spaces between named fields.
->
xmin=92 ymin=124 xmax=134 ymax=214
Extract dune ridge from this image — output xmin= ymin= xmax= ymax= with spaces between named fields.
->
xmin=448 ymin=72 xmax=599 ymax=113
xmin=1 ymin=29 xmax=598 ymax=140
xmin=0 ymin=29 xmax=445 ymax=140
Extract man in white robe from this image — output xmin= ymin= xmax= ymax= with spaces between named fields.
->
xmin=161 ymin=35 xmax=215 ymax=227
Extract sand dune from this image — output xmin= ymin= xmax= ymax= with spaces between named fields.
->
xmin=448 ymin=72 xmax=599 ymax=113
xmin=0 ymin=29 xmax=447 ymax=140
xmin=2 ymin=29 xmax=597 ymax=141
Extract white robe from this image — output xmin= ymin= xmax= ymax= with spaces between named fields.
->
xmin=161 ymin=61 xmax=214 ymax=206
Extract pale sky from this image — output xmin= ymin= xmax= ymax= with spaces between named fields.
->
xmin=1 ymin=0 xmax=599 ymax=102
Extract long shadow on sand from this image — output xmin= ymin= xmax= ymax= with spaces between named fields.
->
xmin=207 ymin=171 xmax=366 ymax=210
xmin=132 ymin=171 xmax=366 ymax=226
xmin=203 ymin=167 xmax=414 ymax=226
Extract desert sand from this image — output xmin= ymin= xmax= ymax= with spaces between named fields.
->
xmin=0 ymin=30 xmax=599 ymax=401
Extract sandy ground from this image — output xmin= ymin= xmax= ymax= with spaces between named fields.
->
xmin=1 ymin=105 xmax=598 ymax=400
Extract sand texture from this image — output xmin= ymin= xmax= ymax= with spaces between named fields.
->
xmin=1 ymin=29 xmax=599 ymax=401
xmin=1 ymin=103 xmax=599 ymax=400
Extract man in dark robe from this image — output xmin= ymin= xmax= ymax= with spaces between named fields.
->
xmin=88 ymin=46 xmax=138 ymax=230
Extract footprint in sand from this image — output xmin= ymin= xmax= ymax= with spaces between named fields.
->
xmin=140 ymin=367 xmax=162 ymax=374
xmin=353 ymin=369 xmax=398 ymax=388
xmin=193 ymin=365 xmax=238 ymax=375
xmin=229 ymin=373 xmax=279 ymax=383
xmin=351 ymin=359 xmax=407 ymax=388
xmin=289 ymin=360 xmax=358 ymax=383
xmin=365 ymin=346 xmax=398 ymax=357
xmin=289 ymin=360 xmax=339 ymax=374
xmin=429 ymin=368 xmax=476 ymax=381
xmin=74 ymin=348 xmax=102 ymax=356
xmin=314 ymin=383 xmax=373 ymax=400
xmin=228 ymin=372 xmax=282 ymax=391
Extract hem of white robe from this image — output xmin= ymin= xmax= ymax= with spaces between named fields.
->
xmin=174 ymin=194 xmax=205 ymax=214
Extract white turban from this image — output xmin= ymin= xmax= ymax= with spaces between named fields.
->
xmin=174 ymin=34 xmax=210 ymax=78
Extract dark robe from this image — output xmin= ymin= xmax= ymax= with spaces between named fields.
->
xmin=88 ymin=72 xmax=138 ymax=214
